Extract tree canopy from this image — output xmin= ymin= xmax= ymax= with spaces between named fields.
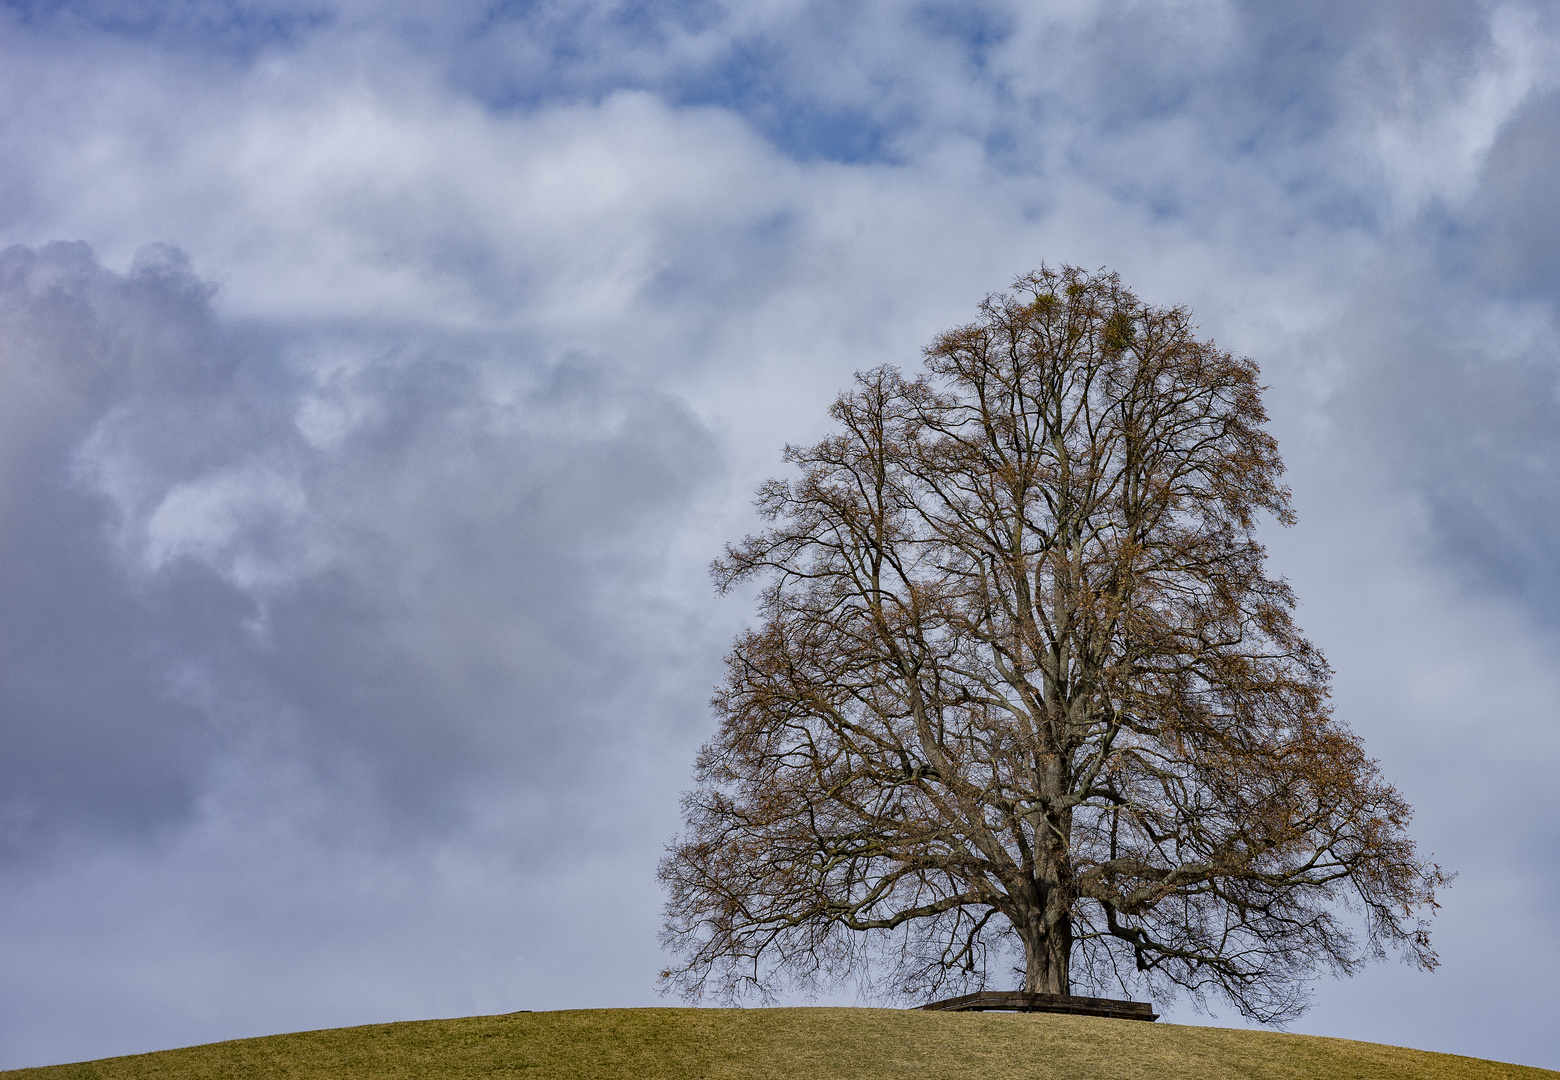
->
xmin=659 ymin=266 xmax=1446 ymax=1023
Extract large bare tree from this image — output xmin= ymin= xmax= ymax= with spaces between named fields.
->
xmin=659 ymin=266 xmax=1446 ymax=1022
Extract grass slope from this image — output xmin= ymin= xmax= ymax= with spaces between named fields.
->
xmin=6 ymin=1008 xmax=1556 ymax=1080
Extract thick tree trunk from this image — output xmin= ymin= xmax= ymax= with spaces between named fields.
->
xmin=1020 ymin=901 xmax=1073 ymax=994
xmin=1022 ymin=789 xmax=1075 ymax=994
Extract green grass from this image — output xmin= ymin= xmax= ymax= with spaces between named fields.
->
xmin=5 ymin=1007 xmax=1555 ymax=1080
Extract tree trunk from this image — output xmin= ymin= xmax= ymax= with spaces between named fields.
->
xmin=1020 ymin=897 xmax=1073 ymax=994
xmin=1023 ymin=796 xmax=1074 ymax=993
xmin=1023 ymin=743 xmax=1074 ymax=994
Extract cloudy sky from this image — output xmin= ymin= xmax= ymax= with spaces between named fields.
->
xmin=3 ymin=0 xmax=1560 ymax=1070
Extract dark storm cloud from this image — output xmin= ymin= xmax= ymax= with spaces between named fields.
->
xmin=0 ymin=240 xmax=721 ymax=858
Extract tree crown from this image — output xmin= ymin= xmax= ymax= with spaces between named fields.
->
xmin=660 ymin=266 xmax=1445 ymax=1023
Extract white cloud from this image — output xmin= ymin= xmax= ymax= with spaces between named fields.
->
xmin=1366 ymin=4 xmax=1560 ymax=219
xmin=141 ymin=463 xmax=314 ymax=587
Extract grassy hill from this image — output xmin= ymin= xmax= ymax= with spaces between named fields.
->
xmin=5 ymin=1007 xmax=1555 ymax=1080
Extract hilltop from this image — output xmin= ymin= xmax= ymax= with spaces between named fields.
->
xmin=5 ymin=1007 xmax=1553 ymax=1080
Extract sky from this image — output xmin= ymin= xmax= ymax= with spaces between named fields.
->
xmin=2 ymin=0 xmax=1560 ymax=1070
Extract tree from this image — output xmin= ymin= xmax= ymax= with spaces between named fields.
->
xmin=659 ymin=266 xmax=1446 ymax=1023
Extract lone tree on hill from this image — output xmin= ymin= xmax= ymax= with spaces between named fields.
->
xmin=659 ymin=266 xmax=1446 ymax=1023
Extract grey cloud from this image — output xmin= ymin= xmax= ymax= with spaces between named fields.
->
xmin=1469 ymin=88 xmax=1560 ymax=295
xmin=0 ymin=241 xmax=220 ymax=856
xmin=1307 ymin=233 xmax=1560 ymax=613
xmin=0 ymin=240 xmax=723 ymax=859
xmin=1387 ymin=339 xmax=1560 ymax=607
xmin=0 ymin=241 xmax=725 ymax=1067
xmin=1322 ymin=70 xmax=1560 ymax=623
